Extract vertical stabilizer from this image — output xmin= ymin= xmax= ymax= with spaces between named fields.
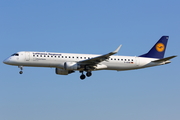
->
xmin=139 ymin=36 xmax=169 ymax=59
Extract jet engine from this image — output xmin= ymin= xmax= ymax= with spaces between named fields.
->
xmin=55 ymin=68 xmax=74 ymax=75
xmin=64 ymin=62 xmax=80 ymax=70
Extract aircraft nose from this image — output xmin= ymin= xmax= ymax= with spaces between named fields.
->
xmin=3 ymin=58 xmax=9 ymax=64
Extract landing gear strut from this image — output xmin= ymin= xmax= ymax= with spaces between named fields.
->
xmin=18 ymin=66 xmax=23 ymax=74
xmin=80 ymin=71 xmax=86 ymax=80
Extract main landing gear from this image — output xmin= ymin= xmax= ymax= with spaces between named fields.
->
xmin=18 ymin=66 xmax=23 ymax=74
xmin=80 ymin=71 xmax=92 ymax=80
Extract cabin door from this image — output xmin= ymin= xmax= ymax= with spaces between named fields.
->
xmin=25 ymin=52 xmax=30 ymax=61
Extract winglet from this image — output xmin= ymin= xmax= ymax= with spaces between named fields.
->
xmin=113 ymin=45 xmax=122 ymax=54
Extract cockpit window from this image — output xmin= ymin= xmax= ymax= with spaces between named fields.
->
xmin=11 ymin=53 xmax=19 ymax=56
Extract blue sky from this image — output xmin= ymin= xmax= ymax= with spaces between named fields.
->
xmin=0 ymin=0 xmax=180 ymax=120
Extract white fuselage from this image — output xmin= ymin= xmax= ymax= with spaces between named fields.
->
xmin=3 ymin=36 xmax=175 ymax=79
xmin=3 ymin=51 xmax=163 ymax=71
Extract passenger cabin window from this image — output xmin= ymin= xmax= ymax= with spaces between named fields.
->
xmin=11 ymin=53 xmax=19 ymax=56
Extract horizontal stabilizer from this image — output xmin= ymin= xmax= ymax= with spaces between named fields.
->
xmin=152 ymin=55 xmax=177 ymax=62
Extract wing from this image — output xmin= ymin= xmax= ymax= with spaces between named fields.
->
xmin=78 ymin=45 xmax=122 ymax=65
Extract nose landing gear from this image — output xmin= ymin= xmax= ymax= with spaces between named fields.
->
xmin=18 ymin=66 xmax=23 ymax=74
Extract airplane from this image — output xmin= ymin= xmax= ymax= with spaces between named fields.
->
xmin=3 ymin=36 xmax=176 ymax=80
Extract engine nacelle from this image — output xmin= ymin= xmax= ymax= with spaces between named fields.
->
xmin=55 ymin=68 xmax=74 ymax=75
xmin=64 ymin=62 xmax=80 ymax=70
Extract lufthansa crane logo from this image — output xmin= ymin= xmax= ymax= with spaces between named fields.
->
xmin=156 ymin=43 xmax=165 ymax=52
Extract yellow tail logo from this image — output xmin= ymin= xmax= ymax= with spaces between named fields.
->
xmin=156 ymin=43 xmax=165 ymax=52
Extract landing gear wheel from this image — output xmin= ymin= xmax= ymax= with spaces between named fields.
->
xmin=86 ymin=72 xmax=92 ymax=77
xmin=80 ymin=74 xmax=86 ymax=80
xmin=19 ymin=71 xmax=23 ymax=74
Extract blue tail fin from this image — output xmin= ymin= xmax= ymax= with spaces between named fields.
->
xmin=139 ymin=36 xmax=169 ymax=59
